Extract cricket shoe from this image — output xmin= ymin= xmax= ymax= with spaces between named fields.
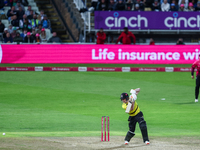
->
xmin=145 ymin=141 xmax=150 ymax=145
xmin=195 ymin=99 xmax=198 ymax=103
xmin=124 ymin=141 xmax=129 ymax=145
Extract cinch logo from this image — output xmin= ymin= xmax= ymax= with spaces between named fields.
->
xmin=164 ymin=12 xmax=200 ymax=28
xmin=105 ymin=12 xmax=148 ymax=28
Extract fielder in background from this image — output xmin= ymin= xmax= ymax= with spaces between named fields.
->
xmin=116 ymin=27 xmax=136 ymax=45
xmin=96 ymin=28 xmax=106 ymax=44
xmin=120 ymin=88 xmax=150 ymax=145
xmin=191 ymin=54 xmax=200 ymax=103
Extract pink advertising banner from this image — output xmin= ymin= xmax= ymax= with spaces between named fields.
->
xmin=0 ymin=44 xmax=199 ymax=64
xmin=0 ymin=67 xmax=195 ymax=72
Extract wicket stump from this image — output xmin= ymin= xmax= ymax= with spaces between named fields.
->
xmin=101 ymin=116 xmax=109 ymax=141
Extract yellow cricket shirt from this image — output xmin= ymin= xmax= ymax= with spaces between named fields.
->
xmin=122 ymin=101 xmax=140 ymax=116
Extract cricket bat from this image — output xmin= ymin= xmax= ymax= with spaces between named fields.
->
xmin=125 ymin=101 xmax=132 ymax=113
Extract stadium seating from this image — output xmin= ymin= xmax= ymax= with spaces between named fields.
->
xmin=0 ymin=0 xmax=54 ymax=43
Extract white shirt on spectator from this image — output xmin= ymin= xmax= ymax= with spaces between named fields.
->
xmin=25 ymin=10 xmax=35 ymax=16
xmin=161 ymin=2 xmax=170 ymax=11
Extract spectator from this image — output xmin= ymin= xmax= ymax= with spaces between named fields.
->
xmin=161 ymin=0 xmax=170 ymax=11
xmin=31 ymin=28 xmax=36 ymax=41
xmin=15 ymin=1 xmax=25 ymax=11
xmin=179 ymin=3 xmax=187 ymax=11
xmin=135 ymin=0 xmax=145 ymax=11
xmin=22 ymin=14 xmax=27 ymax=21
xmin=195 ymin=1 xmax=200 ymax=11
xmin=31 ymin=14 xmax=40 ymax=28
xmin=36 ymin=24 xmax=42 ymax=34
xmin=149 ymin=38 xmax=155 ymax=45
xmin=145 ymin=0 xmax=154 ymax=7
xmin=21 ymin=0 xmax=28 ymax=6
xmin=126 ymin=0 xmax=133 ymax=10
xmin=25 ymin=5 xmax=34 ymax=16
xmin=0 ymin=20 xmax=5 ymax=33
xmin=170 ymin=3 xmax=178 ymax=11
xmin=23 ymin=18 xmax=32 ymax=32
xmin=134 ymin=3 xmax=141 ymax=10
xmin=11 ymin=15 xmax=19 ymax=27
xmin=4 ymin=0 xmax=10 ymax=6
xmin=97 ymin=0 xmax=108 ymax=10
xmin=24 ymin=32 xmax=34 ymax=43
xmin=4 ymin=32 xmax=13 ymax=43
xmin=8 ymin=25 xmax=13 ymax=34
xmin=41 ymin=15 xmax=51 ymax=30
xmin=188 ymin=2 xmax=194 ymax=11
xmin=19 ymin=14 xmax=27 ymax=28
xmin=160 ymin=0 xmax=170 ymax=4
xmin=108 ymin=0 xmax=116 ymax=10
xmin=40 ymin=28 xmax=48 ymax=43
xmin=27 ymin=10 xmax=34 ymax=20
xmin=20 ymin=28 xmax=27 ymax=40
xmin=14 ymin=32 xmax=23 ymax=44
xmin=91 ymin=0 xmax=98 ymax=10
xmin=12 ymin=0 xmax=18 ymax=6
xmin=171 ymin=0 xmax=179 ymax=10
xmin=48 ymin=32 xmax=62 ymax=43
xmin=96 ymin=28 xmax=106 ymax=44
xmin=0 ymin=0 xmax=5 ymax=9
xmin=37 ymin=10 xmax=45 ymax=21
xmin=178 ymin=0 xmax=188 ymax=9
xmin=115 ymin=0 xmax=126 ymax=10
xmin=151 ymin=0 xmax=160 ymax=11
xmin=177 ymin=38 xmax=185 ymax=45
xmin=17 ymin=6 xmax=24 ymax=20
xmin=7 ymin=6 xmax=18 ymax=21
xmin=3 ymin=28 xmax=8 ymax=38
xmin=35 ymin=33 xmax=41 ymax=43
xmin=190 ymin=0 xmax=197 ymax=8
xmin=11 ymin=27 xmax=17 ymax=38
xmin=116 ymin=27 xmax=136 ymax=44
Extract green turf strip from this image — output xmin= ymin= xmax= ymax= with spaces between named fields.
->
xmin=0 ymin=72 xmax=199 ymax=137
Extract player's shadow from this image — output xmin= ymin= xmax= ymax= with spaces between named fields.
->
xmin=174 ymin=102 xmax=195 ymax=105
xmin=98 ymin=144 xmax=146 ymax=150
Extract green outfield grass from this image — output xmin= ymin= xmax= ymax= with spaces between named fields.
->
xmin=0 ymin=71 xmax=199 ymax=138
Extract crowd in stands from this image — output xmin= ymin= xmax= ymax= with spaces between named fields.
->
xmin=0 ymin=1 xmax=62 ymax=43
xmin=90 ymin=0 xmax=200 ymax=11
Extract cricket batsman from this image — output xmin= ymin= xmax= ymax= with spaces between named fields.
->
xmin=191 ymin=54 xmax=200 ymax=103
xmin=120 ymin=88 xmax=150 ymax=145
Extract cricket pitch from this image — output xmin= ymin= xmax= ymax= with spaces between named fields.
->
xmin=0 ymin=136 xmax=200 ymax=150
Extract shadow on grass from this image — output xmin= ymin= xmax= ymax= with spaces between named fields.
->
xmin=174 ymin=102 xmax=196 ymax=105
xmin=98 ymin=144 xmax=146 ymax=150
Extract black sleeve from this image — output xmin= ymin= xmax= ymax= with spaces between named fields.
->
xmin=47 ymin=38 xmax=52 ymax=43
xmin=7 ymin=10 xmax=11 ymax=17
xmin=191 ymin=67 xmax=195 ymax=76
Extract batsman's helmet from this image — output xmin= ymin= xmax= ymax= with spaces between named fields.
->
xmin=120 ymin=93 xmax=129 ymax=100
